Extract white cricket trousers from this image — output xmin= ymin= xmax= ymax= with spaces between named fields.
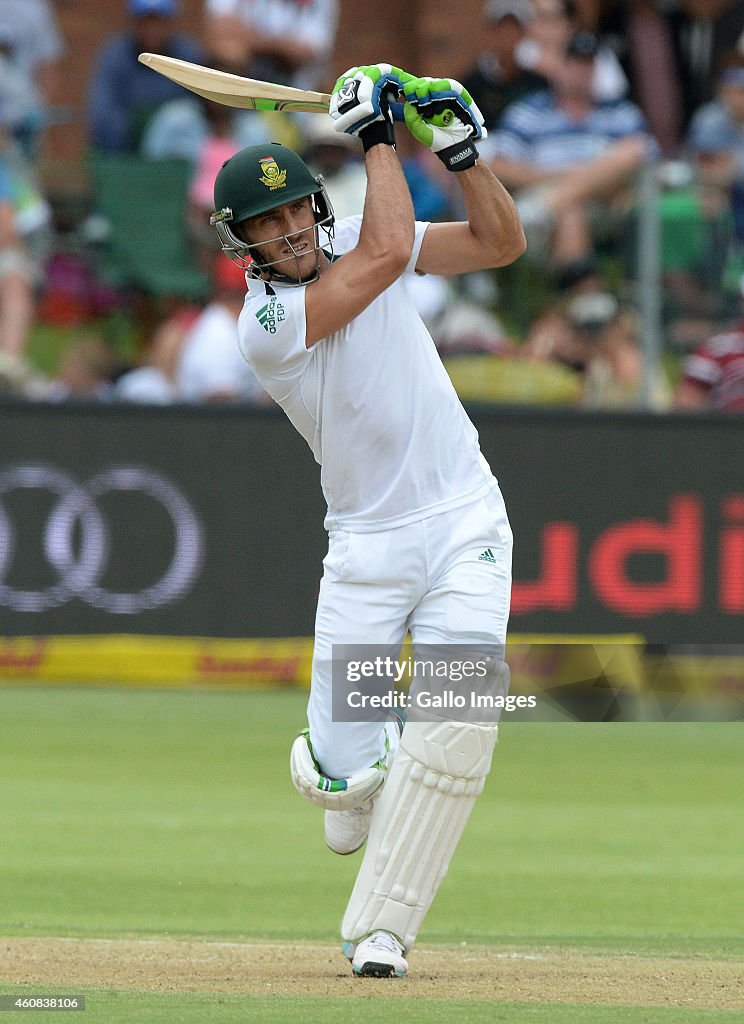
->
xmin=307 ymin=484 xmax=513 ymax=780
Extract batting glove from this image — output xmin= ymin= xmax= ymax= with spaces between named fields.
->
xmin=403 ymin=76 xmax=487 ymax=171
xmin=330 ymin=64 xmax=415 ymax=151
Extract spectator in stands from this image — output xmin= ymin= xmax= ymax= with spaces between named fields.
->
xmin=143 ymin=51 xmax=303 ymax=274
xmin=0 ymin=349 xmax=47 ymax=397
xmin=485 ymin=31 xmax=655 ymax=269
xmin=461 ymin=0 xmax=548 ymax=132
xmin=675 ymin=0 xmax=744 ymax=126
xmin=522 ymin=257 xmax=670 ymax=407
xmin=142 ymin=58 xmax=283 ymax=272
xmin=594 ymin=0 xmax=684 ymax=155
xmin=46 ymin=337 xmax=114 ymax=402
xmin=203 ymin=0 xmax=339 ymax=90
xmin=300 ymin=118 xmax=366 ymax=221
xmin=687 ymin=52 xmax=744 ymax=286
xmin=0 ymin=161 xmax=32 ymax=360
xmin=675 ymin=286 xmax=744 ymax=411
xmin=524 ymin=0 xmax=628 ymax=103
xmin=88 ymin=0 xmax=202 ymax=153
xmin=521 ymin=259 xmax=605 ymax=370
xmin=0 ymin=143 xmax=50 ymax=361
xmin=0 ymin=0 xmax=64 ymax=156
xmin=582 ymin=308 xmax=671 ymax=408
xmin=0 ymin=30 xmax=46 ymax=161
xmin=114 ymin=310 xmax=197 ymax=403
xmin=141 ymin=66 xmax=276 ymax=165
xmin=176 ymin=257 xmax=267 ymax=403
xmin=586 ymin=2 xmax=744 ymax=151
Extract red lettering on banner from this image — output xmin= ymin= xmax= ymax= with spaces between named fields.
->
xmin=720 ymin=495 xmax=744 ymax=614
xmin=588 ymin=495 xmax=702 ymax=616
xmin=0 ymin=638 xmax=46 ymax=671
xmin=511 ymin=523 xmax=578 ymax=614
xmin=196 ymin=654 xmax=301 ymax=680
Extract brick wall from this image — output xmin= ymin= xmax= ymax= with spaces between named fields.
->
xmin=45 ymin=0 xmax=484 ymax=188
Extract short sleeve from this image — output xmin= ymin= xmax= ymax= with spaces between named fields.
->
xmin=238 ymin=285 xmax=311 ymax=401
xmin=406 ymin=220 xmax=431 ymax=274
xmin=332 ymin=215 xmax=429 ymax=274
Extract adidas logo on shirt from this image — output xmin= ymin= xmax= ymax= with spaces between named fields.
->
xmin=256 ymin=299 xmax=286 ymax=333
xmin=478 ymin=548 xmax=497 ymax=564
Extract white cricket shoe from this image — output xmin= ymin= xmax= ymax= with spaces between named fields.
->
xmin=350 ymin=930 xmax=408 ymax=977
xmin=324 ymin=798 xmax=374 ymax=855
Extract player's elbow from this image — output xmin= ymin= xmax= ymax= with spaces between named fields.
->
xmin=498 ymin=228 xmax=527 ymax=266
xmin=370 ymin=239 xmax=413 ymax=283
xmin=482 ymin=227 xmax=527 ymax=269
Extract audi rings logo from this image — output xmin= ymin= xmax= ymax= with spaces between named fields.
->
xmin=0 ymin=464 xmax=204 ymax=614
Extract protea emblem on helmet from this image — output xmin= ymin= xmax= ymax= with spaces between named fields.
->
xmin=259 ymin=157 xmax=287 ymax=190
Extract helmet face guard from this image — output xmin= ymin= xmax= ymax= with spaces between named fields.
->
xmin=210 ymin=183 xmax=335 ymax=285
xmin=210 ymin=142 xmax=336 ymax=286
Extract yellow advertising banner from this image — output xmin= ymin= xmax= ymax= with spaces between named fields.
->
xmin=1 ymin=635 xmax=741 ymax=701
xmin=0 ymin=635 xmax=313 ymax=688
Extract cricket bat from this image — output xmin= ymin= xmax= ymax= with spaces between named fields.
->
xmin=138 ymin=53 xmax=332 ymax=113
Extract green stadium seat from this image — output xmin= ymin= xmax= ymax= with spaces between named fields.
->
xmin=88 ymin=153 xmax=209 ymax=300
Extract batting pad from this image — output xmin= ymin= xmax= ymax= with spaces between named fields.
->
xmin=341 ymin=718 xmax=498 ymax=952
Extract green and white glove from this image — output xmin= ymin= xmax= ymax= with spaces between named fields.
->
xmin=403 ymin=76 xmax=487 ymax=171
xmin=330 ymin=64 xmax=415 ymax=151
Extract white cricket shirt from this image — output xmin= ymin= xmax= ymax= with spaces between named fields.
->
xmin=237 ymin=217 xmax=495 ymax=532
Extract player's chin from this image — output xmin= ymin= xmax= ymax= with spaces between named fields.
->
xmin=279 ymin=251 xmax=317 ymax=279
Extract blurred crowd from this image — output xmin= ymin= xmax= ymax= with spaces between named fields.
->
xmin=2 ymin=0 xmax=744 ymax=412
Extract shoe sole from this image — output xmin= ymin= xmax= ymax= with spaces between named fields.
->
xmin=353 ymin=961 xmax=405 ymax=978
xmin=325 ymin=837 xmax=367 ymax=855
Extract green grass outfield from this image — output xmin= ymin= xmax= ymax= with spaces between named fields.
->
xmin=0 ymin=686 xmax=742 ymax=1023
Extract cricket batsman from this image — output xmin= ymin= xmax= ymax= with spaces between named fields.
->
xmin=210 ymin=63 xmax=526 ymax=977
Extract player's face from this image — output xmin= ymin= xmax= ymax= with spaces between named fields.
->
xmin=243 ymin=197 xmax=319 ymax=279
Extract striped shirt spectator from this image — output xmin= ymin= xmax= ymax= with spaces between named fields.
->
xmin=487 ymin=89 xmax=649 ymax=170
xmin=679 ymin=328 xmax=744 ymax=413
xmin=483 ymin=32 xmax=655 ymax=268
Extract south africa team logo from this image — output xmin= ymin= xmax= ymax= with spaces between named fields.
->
xmin=259 ymin=157 xmax=287 ymax=190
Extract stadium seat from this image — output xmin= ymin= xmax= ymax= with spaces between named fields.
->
xmin=88 ymin=153 xmax=209 ymax=300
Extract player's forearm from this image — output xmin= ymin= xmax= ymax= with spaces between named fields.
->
xmin=358 ymin=145 xmax=414 ymax=274
xmin=458 ymin=161 xmax=526 ymax=266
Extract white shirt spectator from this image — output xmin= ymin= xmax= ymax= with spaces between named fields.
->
xmin=0 ymin=0 xmax=64 ymax=79
xmin=114 ymin=367 xmax=177 ymax=404
xmin=205 ymin=0 xmax=338 ymax=88
xmin=177 ymin=301 xmax=266 ymax=403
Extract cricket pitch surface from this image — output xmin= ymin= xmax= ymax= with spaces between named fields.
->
xmin=2 ymin=937 xmax=742 ymax=1010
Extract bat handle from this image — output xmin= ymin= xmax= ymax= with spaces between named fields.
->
xmin=390 ymin=97 xmax=407 ymax=123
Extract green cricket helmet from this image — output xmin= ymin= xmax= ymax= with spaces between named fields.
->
xmin=210 ymin=142 xmax=335 ymax=284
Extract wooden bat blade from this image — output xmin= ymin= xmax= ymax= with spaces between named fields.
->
xmin=138 ymin=53 xmax=332 ymax=113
